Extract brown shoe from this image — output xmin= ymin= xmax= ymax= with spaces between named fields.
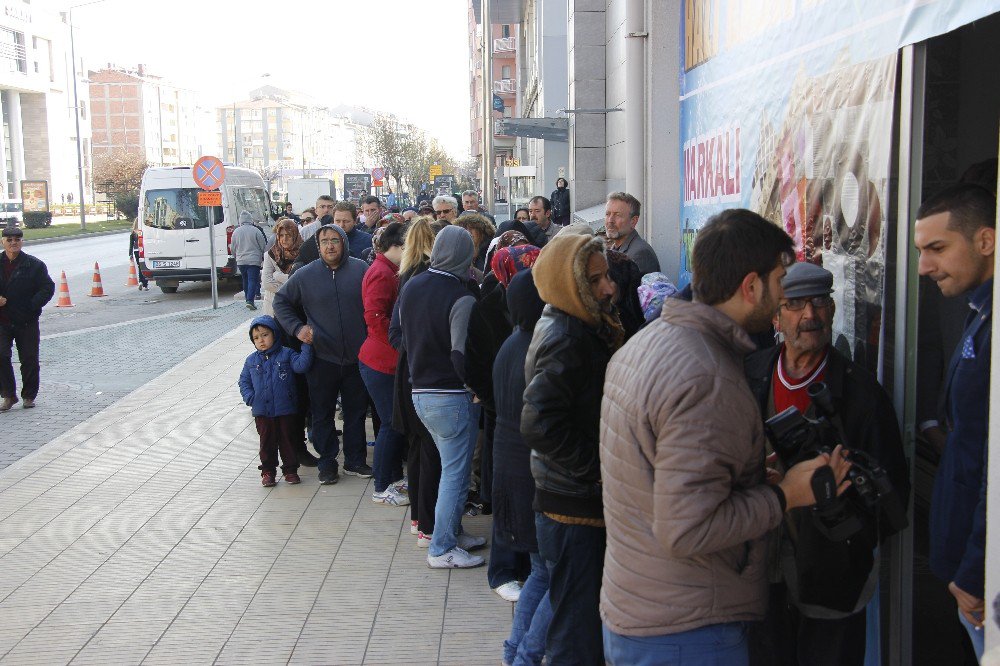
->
xmin=22 ymin=398 xmax=35 ymax=409
xmin=261 ymin=471 xmax=277 ymax=487
xmin=284 ymin=472 xmax=301 ymax=484
xmin=0 ymin=397 xmax=15 ymax=412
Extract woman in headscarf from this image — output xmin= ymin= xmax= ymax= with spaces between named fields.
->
xmin=261 ymin=218 xmax=302 ymax=317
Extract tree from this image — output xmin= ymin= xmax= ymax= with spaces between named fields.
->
xmin=360 ymin=113 xmax=409 ymax=196
xmin=93 ymin=149 xmax=149 ymax=221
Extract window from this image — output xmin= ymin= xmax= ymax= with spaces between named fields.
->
xmin=0 ymin=28 xmax=27 ymax=73
xmin=502 ymin=65 xmax=511 ymax=79
xmin=144 ymin=188 xmax=222 ymax=229
xmin=503 ymin=106 xmax=512 ymax=118
xmin=502 ymin=25 xmax=510 ymax=38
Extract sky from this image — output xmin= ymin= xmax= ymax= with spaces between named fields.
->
xmin=67 ymin=0 xmax=473 ymax=158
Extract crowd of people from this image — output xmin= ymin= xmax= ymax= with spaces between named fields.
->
xmin=232 ymin=180 xmax=995 ymax=665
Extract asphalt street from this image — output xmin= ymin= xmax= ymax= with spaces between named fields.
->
xmin=29 ymin=232 xmax=243 ymax=336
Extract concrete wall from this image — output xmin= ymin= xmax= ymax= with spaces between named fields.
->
xmin=568 ymin=0 xmax=607 ymax=213
xmin=605 ymin=0 xmax=627 ymax=194
xmin=538 ymin=0 xmax=568 ymax=194
xmin=20 ymin=93 xmax=49 ymax=183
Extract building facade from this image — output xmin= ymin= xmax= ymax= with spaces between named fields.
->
xmin=88 ymin=65 xmax=204 ymax=168
xmin=0 ymin=0 xmax=93 ymax=204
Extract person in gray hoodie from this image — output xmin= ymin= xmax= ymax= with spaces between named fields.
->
xmin=273 ymin=224 xmax=371 ymax=484
xmin=230 ymin=210 xmax=268 ymax=309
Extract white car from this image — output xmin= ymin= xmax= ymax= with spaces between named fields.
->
xmin=138 ymin=166 xmax=272 ymax=293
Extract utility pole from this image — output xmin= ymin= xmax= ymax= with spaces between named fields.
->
xmin=69 ymin=10 xmax=86 ymax=230
xmin=481 ymin=0 xmax=494 ymax=215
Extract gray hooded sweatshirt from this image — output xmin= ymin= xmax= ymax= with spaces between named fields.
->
xmin=272 ymin=224 xmax=368 ymax=365
xmin=230 ymin=210 xmax=267 ymax=266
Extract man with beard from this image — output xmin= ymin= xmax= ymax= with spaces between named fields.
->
xmin=743 ymin=262 xmax=908 ymax=666
xmin=520 ymin=233 xmax=624 ymax=664
xmin=603 ymin=192 xmax=660 ymax=275
xmin=600 ymin=209 xmax=852 ymax=665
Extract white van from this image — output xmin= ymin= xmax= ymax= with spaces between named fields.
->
xmin=138 ymin=165 xmax=272 ymax=293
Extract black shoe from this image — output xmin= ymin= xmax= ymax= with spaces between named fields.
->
xmin=343 ymin=463 xmax=373 ymax=478
xmin=318 ymin=469 xmax=339 ymax=485
xmin=298 ymin=450 xmax=319 ymax=467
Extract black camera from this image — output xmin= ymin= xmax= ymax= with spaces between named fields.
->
xmin=764 ymin=382 xmax=908 ymax=541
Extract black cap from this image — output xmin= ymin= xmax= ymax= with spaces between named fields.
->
xmin=781 ymin=262 xmax=834 ymax=298
xmin=2 ymin=225 xmax=23 ymax=238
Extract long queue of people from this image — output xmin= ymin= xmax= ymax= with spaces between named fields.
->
xmin=235 ymin=182 xmax=995 ymax=666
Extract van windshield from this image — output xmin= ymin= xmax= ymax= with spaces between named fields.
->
xmin=144 ymin=188 xmax=224 ymax=230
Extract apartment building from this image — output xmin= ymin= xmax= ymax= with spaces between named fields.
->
xmin=0 ymin=0 xmax=92 ymax=203
xmin=88 ymin=65 xmax=205 ymax=168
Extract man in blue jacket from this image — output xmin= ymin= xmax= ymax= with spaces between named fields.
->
xmin=915 ymin=183 xmax=995 ymax=661
xmin=333 ymin=201 xmax=373 ymax=260
xmin=274 ymin=223 xmax=371 ymax=484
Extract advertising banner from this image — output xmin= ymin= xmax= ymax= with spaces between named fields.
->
xmin=680 ymin=0 xmax=999 ymax=370
xmin=20 ymin=181 xmax=49 ymax=212
xmin=343 ymin=173 xmax=372 ymax=203
xmin=434 ymin=175 xmax=457 ymax=195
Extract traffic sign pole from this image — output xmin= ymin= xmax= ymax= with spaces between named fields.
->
xmin=193 ymin=156 xmax=226 ymax=310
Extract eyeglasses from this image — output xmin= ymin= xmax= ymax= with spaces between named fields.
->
xmin=433 ymin=209 xmax=454 ymax=218
xmin=781 ymin=295 xmax=834 ymax=312
xmin=318 ymin=238 xmax=342 ymax=247
xmin=300 ymin=217 xmax=315 ymax=223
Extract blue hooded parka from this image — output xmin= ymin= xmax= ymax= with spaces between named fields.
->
xmin=238 ymin=315 xmax=313 ymax=417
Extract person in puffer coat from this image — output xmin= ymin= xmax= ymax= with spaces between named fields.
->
xmin=238 ymin=315 xmax=313 ymax=487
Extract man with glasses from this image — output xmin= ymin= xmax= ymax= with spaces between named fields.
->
xmin=432 ymin=195 xmax=459 ymax=224
xmin=301 ymin=196 xmax=336 ymax=241
xmin=298 ymin=208 xmax=316 ymax=226
xmin=0 ymin=225 xmax=55 ymax=411
xmin=743 ymin=261 xmax=908 ymax=666
xmin=274 ymin=223 xmax=371 ymax=483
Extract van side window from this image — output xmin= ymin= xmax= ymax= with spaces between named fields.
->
xmin=144 ymin=188 xmax=224 ymax=229
xmin=232 ymin=187 xmax=271 ymax=229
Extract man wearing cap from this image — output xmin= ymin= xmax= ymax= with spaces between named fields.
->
xmin=0 ymin=226 xmax=55 ymax=411
xmin=743 ymin=261 xmax=909 ymax=666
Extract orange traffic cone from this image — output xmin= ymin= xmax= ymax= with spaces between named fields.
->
xmin=89 ymin=262 xmax=106 ymax=297
xmin=125 ymin=262 xmax=139 ymax=287
xmin=55 ymin=271 xmax=74 ymax=307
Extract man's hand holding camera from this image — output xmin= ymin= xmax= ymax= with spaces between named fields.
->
xmin=772 ymin=444 xmax=852 ymax=511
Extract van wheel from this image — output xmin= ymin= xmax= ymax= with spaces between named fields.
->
xmin=158 ymin=284 xmax=179 ymax=294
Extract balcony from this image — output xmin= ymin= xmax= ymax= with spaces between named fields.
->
xmin=493 ymin=78 xmax=516 ymax=94
xmin=493 ymin=37 xmax=515 ymax=52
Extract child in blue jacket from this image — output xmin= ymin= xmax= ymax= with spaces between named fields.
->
xmin=238 ymin=315 xmax=313 ymax=486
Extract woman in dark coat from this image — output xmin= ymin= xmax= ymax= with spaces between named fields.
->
xmin=550 ymin=178 xmax=571 ymax=226
xmin=494 ymin=270 xmax=551 ymax=666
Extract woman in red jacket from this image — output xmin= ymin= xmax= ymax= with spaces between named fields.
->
xmin=359 ymin=222 xmax=410 ymax=506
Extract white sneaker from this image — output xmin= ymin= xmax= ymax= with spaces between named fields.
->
xmin=427 ymin=547 xmax=485 ymax=569
xmin=372 ymin=488 xmax=410 ymax=507
xmin=393 ymin=478 xmax=409 ymax=494
xmin=410 ymin=520 xmax=419 ymax=535
xmin=456 ymin=532 xmax=487 ymax=551
xmin=417 ymin=531 xmax=432 ymax=548
xmin=493 ymin=580 xmax=522 ymax=603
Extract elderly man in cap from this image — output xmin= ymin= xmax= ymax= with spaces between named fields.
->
xmin=0 ymin=225 xmax=55 ymax=411
xmin=743 ymin=261 xmax=909 ymax=666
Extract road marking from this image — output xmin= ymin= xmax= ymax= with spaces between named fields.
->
xmin=41 ymin=302 xmax=241 ymax=340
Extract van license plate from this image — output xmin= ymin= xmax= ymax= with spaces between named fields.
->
xmin=151 ymin=260 xmax=181 ymax=268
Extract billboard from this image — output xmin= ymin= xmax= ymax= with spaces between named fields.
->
xmin=20 ymin=181 xmax=49 ymax=212
xmin=342 ymin=173 xmax=372 ymax=202
xmin=433 ymin=175 xmax=456 ymax=195
xmin=680 ymin=0 xmax=1000 ymax=370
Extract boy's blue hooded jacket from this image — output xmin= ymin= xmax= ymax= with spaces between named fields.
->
xmin=238 ymin=315 xmax=313 ymax=417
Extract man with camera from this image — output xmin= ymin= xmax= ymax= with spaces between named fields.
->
xmin=743 ymin=261 xmax=909 ymax=665
xmin=600 ymin=210 xmax=852 ymax=665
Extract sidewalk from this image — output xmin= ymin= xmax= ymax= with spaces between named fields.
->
xmin=0 ymin=323 xmax=511 ymax=665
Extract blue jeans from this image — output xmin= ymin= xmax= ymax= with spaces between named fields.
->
xmin=359 ymin=361 xmax=406 ymax=492
xmin=958 ymin=610 xmax=985 ymax=662
xmin=603 ymin=622 xmax=749 ymax=666
xmin=503 ymin=552 xmax=551 ymax=666
xmin=239 ymin=264 xmax=261 ymax=304
xmin=535 ymin=512 xmax=605 ymax=665
xmin=306 ymin=358 xmax=367 ymax=474
xmin=412 ymin=392 xmax=479 ymax=557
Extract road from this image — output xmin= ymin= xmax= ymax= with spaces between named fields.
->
xmin=29 ymin=232 xmax=243 ymax=336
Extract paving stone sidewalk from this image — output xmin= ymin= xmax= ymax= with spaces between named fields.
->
xmin=0 ymin=323 xmax=511 ymax=665
xmin=1 ymin=303 xmax=252 ymax=470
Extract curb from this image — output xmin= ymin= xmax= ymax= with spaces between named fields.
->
xmin=26 ymin=229 xmax=131 ymax=246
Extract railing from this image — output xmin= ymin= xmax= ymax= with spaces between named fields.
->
xmin=493 ymin=78 xmax=516 ymax=94
xmin=493 ymin=37 xmax=515 ymax=52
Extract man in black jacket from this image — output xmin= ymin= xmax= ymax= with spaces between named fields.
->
xmin=744 ymin=261 xmax=909 ymax=666
xmin=0 ymin=226 xmax=55 ymax=411
xmin=521 ymin=233 xmax=624 ymax=665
